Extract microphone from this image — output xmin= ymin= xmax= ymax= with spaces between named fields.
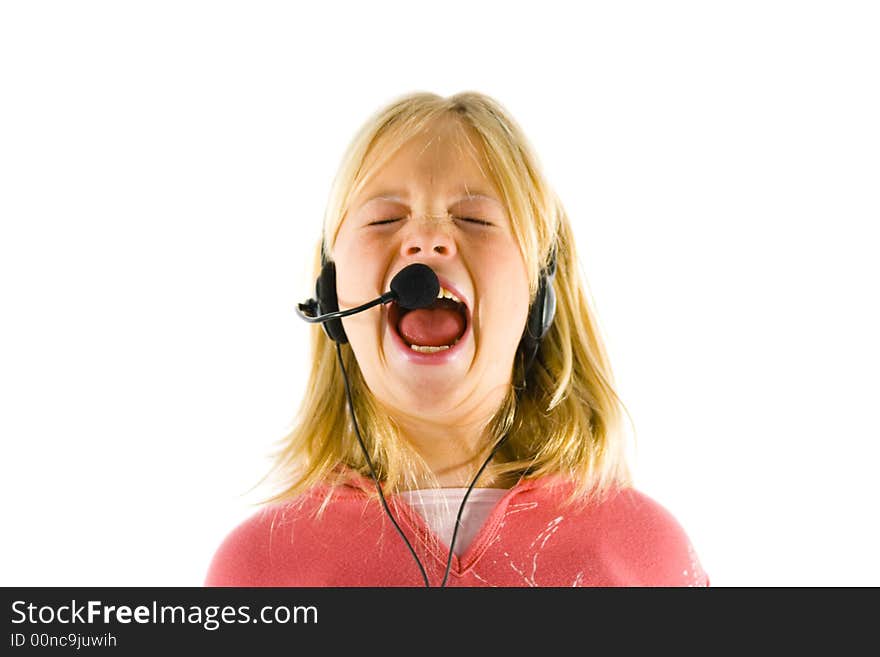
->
xmin=296 ymin=263 xmax=440 ymax=324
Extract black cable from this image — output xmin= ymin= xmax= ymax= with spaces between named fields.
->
xmin=440 ymin=432 xmax=511 ymax=587
xmin=335 ymin=341 xmax=514 ymax=588
xmin=335 ymin=342 xmax=430 ymax=587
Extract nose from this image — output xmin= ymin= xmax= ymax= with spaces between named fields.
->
xmin=399 ymin=214 xmax=458 ymax=260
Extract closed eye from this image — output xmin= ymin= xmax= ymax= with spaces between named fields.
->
xmin=457 ymin=217 xmax=492 ymax=226
xmin=368 ymin=217 xmax=492 ymax=226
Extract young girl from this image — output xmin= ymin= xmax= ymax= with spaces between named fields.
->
xmin=205 ymin=91 xmax=709 ymax=587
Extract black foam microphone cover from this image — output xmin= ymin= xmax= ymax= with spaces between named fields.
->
xmin=390 ymin=264 xmax=440 ymax=310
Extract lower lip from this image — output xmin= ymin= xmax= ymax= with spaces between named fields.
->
xmin=386 ymin=302 xmax=472 ymax=366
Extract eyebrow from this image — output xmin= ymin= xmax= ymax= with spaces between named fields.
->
xmin=358 ymin=191 xmax=503 ymax=208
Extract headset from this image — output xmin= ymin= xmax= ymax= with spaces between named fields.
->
xmin=298 ymin=240 xmax=558 ymax=586
xmin=311 ymin=241 xmax=557 ymax=378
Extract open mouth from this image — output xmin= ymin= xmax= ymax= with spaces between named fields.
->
xmin=388 ymin=297 xmax=469 ymax=353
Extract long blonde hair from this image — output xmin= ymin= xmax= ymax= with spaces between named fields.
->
xmin=257 ymin=90 xmax=635 ymax=511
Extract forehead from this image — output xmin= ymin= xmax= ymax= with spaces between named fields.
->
xmin=351 ymin=118 xmax=502 ymax=208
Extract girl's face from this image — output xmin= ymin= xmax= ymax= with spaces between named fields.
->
xmin=331 ymin=118 xmax=530 ymax=422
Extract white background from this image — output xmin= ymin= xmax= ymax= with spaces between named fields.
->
xmin=1 ymin=1 xmax=877 ymax=587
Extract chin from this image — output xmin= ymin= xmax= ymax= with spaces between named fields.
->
xmin=394 ymin=386 xmax=466 ymax=418
xmin=398 ymin=361 xmax=468 ymax=390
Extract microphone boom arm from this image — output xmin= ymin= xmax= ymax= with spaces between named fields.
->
xmin=296 ymin=291 xmax=397 ymax=323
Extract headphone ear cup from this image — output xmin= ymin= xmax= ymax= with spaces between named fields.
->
xmin=539 ymin=262 xmax=557 ymax=339
xmin=518 ymin=275 xmax=545 ymax=374
xmin=524 ymin=273 xmax=553 ymax=338
xmin=316 ymin=260 xmax=349 ymax=344
xmin=518 ymin=258 xmax=557 ymax=380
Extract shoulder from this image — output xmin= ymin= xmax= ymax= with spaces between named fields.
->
xmin=599 ymin=488 xmax=694 ymax=540
xmin=204 ymin=487 xmax=356 ymax=587
xmin=594 ymin=487 xmax=709 ymax=586
xmin=526 ymin=481 xmax=709 ymax=587
xmin=203 ymin=504 xmax=293 ymax=587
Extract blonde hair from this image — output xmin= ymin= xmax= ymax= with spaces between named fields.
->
xmin=257 ymin=90 xmax=635 ymax=511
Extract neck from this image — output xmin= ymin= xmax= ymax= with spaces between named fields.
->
xmin=376 ymin=381 xmax=516 ymax=489
xmin=390 ymin=416 xmax=515 ymax=490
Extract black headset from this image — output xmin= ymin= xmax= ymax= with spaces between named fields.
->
xmin=302 ymin=240 xmax=558 ymax=586
xmin=311 ymin=241 xmax=557 ymax=381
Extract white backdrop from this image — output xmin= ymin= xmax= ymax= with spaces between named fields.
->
xmin=1 ymin=1 xmax=877 ymax=587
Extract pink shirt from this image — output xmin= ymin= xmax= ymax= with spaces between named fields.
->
xmin=204 ymin=470 xmax=709 ymax=587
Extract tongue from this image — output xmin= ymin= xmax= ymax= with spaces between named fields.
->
xmin=398 ymin=302 xmax=465 ymax=347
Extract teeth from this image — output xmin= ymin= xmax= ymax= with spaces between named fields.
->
xmin=410 ymin=345 xmax=450 ymax=353
xmin=408 ymin=337 xmax=461 ymax=353
xmin=436 ymin=286 xmax=462 ymax=304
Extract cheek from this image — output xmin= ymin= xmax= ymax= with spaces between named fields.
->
xmin=483 ymin=253 xmax=531 ymax=333
xmin=333 ymin=243 xmax=385 ymax=303
xmin=336 ymin=263 xmax=376 ymax=303
xmin=507 ymin=283 xmax=531 ymax=337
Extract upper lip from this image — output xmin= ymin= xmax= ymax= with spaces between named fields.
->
xmin=434 ymin=275 xmax=470 ymax=312
xmin=387 ymin=268 xmax=471 ymax=315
